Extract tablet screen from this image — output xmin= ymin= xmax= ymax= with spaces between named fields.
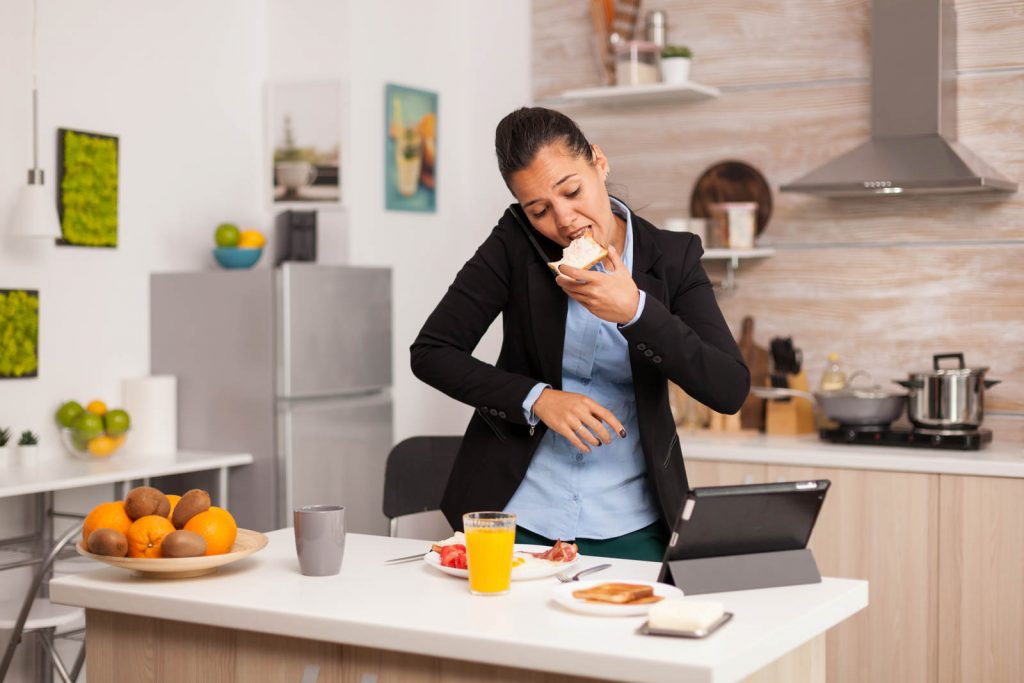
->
xmin=662 ymin=480 xmax=830 ymax=562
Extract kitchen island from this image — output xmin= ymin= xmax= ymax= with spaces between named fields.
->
xmin=679 ymin=430 xmax=1024 ymax=682
xmin=51 ymin=530 xmax=866 ymax=683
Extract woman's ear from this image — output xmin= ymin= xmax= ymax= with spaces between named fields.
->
xmin=591 ymin=143 xmax=610 ymax=179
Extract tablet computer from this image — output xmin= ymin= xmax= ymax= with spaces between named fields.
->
xmin=659 ymin=480 xmax=830 ymax=567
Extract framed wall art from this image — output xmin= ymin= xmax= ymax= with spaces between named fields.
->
xmin=266 ymin=80 xmax=342 ymax=206
xmin=56 ymin=128 xmax=119 ymax=247
xmin=385 ymin=84 xmax=437 ymax=213
xmin=0 ymin=289 xmax=39 ymax=379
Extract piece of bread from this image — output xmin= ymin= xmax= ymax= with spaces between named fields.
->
xmin=547 ymin=232 xmax=608 ymax=276
xmin=648 ymin=599 xmax=725 ymax=631
xmin=572 ymin=582 xmax=655 ymax=604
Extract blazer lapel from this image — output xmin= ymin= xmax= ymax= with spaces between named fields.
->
xmin=527 ymin=262 xmax=567 ymax=388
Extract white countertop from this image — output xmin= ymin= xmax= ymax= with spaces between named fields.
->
xmin=680 ymin=431 xmax=1024 ymax=479
xmin=0 ymin=450 xmax=253 ymax=498
xmin=51 ymin=530 xmax=867 ymax=683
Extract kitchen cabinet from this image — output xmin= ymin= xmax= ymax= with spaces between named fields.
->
xmin=938 ymin=474 xmax=1024 ymax=683
xmin=684 ymin=458 xmax=767 ymax=487
xmin=687 ymin=459 xmax=940 ymax=683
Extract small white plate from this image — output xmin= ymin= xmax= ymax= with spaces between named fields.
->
xmin=423 ymin=544 xmax=579 ymax=581
xmin=551 ymin=579 xmax=684 ymax=617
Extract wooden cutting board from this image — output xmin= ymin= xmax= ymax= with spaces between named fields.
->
xmin=738 ymin=316 xmax=770 ymax=430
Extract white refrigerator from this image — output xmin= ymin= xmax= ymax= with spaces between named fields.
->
xmin=151 ymin=264 xmax=393 ymax=534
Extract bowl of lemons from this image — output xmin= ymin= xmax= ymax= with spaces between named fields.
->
xmin=55 ymin=400 xmax=131 ymax=460
xmin=212 ymin=223 xmax=265 ymax=269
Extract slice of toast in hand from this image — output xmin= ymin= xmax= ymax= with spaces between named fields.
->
xmin=547 ymin=231 xmax=608 ymax=276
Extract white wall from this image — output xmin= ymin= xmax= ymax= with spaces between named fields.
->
xmin=0 ymin=2 xmax=268 ymax=679
xmin=1 ymin=1 xmax=530 ymax=675
xmin=344 ymin=0 xmax=532 ymax=441
xmin=0 ymin=0 xmax=269 ymax=462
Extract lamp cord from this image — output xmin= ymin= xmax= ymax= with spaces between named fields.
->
xmin=31 ymin=0 xmax=39 ymax=172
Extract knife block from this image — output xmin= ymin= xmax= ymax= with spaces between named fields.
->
xmin=765 ymin=370 xmax=817 ymax=435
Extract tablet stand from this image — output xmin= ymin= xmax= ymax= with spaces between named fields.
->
xmin=658 ymin=548 xmax=822 ymax=595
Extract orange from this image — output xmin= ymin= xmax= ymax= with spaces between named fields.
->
xmin=237 ymin=229 xmax=265 ymax=248
xmin=127 ymin=515 xmax=175 ymax=558
xmin=87 ymin=435 xmax=117 ymax=457
xmin=184 ymin=506 xmax=237 ymax=555
xmin=83 ymin=501 xmax=133 ymax=542
xmin=166 ymin=494 xmax=181 ymax=521
xmin=86 ymin=399 xmax=107 ymax=416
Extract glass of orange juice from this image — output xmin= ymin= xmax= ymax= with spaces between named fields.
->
xmin=463 ymin=511 xmax=516 ymax=596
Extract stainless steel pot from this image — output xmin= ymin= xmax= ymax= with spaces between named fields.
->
xmin=752 ymin=385 xmax=907 ymax=427
xmin=893 ymin=353 xmax=1001 ymax=430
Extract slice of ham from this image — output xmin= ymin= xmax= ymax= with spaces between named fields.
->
xmin=528 ymin=539 xmax=578 ymax=562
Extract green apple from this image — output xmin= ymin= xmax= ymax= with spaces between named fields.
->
xmin=104 ymin=409 xmax=131 ymax=437
xmin=215 ymin=223 xmax=240 ymax=247
xmin=55 ymin=400 xmax=85 ymax=428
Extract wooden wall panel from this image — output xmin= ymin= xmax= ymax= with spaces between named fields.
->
xmin=562 ymin=72 xmax=1024 ymax=244
xmin=956 ymin=0 xmax=1024 ymax=71
xmin=532 ymin=2 xmax=1024 ymax=441
xmin=709 ymin=244 xmax=1024 ymax=410
xmin=533 ymin=0 xmax=1024 ymax=100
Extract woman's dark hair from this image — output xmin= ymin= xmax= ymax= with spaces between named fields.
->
xmin=494 ymin=107 xmax=594 ymax=187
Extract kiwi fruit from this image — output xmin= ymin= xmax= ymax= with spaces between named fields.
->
xmin=88 ymin=528 xmax=129 ymax=557
xmin=124 ymin=486 xmax=170 ymax=520
xmin=161 ymin=530 xmax=207 ymax=558
xmin=169 ymin=489 xmax=209 ymax=532
xmin=171 ymin=489 xmax=211 ymax=529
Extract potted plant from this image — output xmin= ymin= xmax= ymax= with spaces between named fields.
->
xmin=0 ymin=428 xmax=11 ymax=468
xmin=660 ymin=45 xmax=693 ymax=84
xmin=17 ymin=430 xmax=40 ymax=461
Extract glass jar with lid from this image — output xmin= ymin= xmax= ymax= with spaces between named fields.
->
xmin=614 ymin=41 xmax=660 ymax=86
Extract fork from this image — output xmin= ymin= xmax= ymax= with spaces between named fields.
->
xmin=556 ymin=563 xmax=612 ymax=583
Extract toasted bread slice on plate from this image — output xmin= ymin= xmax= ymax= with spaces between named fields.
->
xmin=572 ymin=582 xmax=656 ymax=604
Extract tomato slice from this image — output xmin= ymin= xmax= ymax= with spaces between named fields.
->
xmin=439 ymin=544 xmax=468 ymax=569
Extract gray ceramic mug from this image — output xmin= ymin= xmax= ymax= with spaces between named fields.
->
xmin=294 ymin=505 xmax=346 ymax=576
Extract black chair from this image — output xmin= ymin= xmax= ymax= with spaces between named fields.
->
xmin=382 ymin=436 xmax=460 ymax=537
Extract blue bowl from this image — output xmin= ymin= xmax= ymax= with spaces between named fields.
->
xmin=213 ymin=247 xmax=263 ymax=269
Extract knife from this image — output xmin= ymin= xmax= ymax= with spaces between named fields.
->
xmin=384 ymin=551 xmax=429 ymax=564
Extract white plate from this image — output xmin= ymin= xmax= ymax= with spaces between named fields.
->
xmin=423 ymin=544 xmax=579 ymax=581
xmin=551 ymin=579 xmax=684 ymax=617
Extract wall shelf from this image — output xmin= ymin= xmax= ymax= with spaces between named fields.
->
xmin=539 ymin=81 xmax=720 ymax=107
xmin=701 ymin=248 xmax=775 ymax=291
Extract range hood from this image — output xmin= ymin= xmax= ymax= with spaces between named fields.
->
xmin=781 ymin=0 xmax=1016 ymax=196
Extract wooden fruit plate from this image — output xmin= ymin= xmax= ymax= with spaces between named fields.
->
xmin=76 ymin=528 xmax=268 ymax=579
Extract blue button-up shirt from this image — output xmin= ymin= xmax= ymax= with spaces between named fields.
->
xmin=503 ymin=198 xmax=659 ymax=540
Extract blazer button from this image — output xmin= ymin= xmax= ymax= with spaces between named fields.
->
xmin=498 ymin=411 xmax=507 ymax=419
xmin=480 ymin=406 xmax=488 ymax=413
xmin=490 ymin=408 xmax=498 ymax=416
xmin=644 ymin=349 xmax=654 ymax=358
xmin=653 ymin=355 xmax=662 ymax=364
xmin=637 ymin=343 xmax=647 ymax=351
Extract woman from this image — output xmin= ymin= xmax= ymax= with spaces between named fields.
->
xmin=410 ymin=107 xmax=749 ymax=561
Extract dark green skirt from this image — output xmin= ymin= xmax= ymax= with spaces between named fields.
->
xmin=515 ymin=521 xmax=668 ymax=563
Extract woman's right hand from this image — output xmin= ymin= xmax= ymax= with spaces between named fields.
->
xmin=532 ymin=388 xmax=626 ymax=453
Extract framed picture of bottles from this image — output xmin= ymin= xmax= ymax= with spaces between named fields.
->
xmin=384 ymin=83 xmax=437 ymax=212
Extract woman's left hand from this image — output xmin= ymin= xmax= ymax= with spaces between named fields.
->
xmin=556 ymin=244 xmax=640 ymax=324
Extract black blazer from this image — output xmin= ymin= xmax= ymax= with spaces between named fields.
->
xmin=410 ymin=202 xmax=750 ymax=532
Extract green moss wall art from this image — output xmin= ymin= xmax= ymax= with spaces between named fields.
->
xmin=57 ymin=128 xmax=119 ymax=247
xmin=0 ymin=289 xmax=40 ymax=379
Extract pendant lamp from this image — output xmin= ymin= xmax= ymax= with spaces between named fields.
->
xmin=10 ymin=0 xmax=61 ymax=240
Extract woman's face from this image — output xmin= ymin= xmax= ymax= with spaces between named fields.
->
xmin=508 ymin=141 xmax=616 ymax=248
